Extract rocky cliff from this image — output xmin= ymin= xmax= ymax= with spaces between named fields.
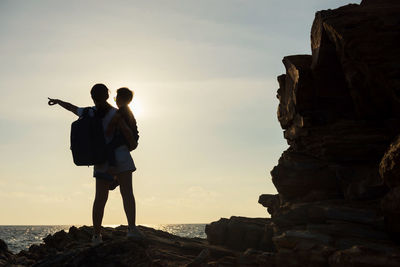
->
xmin=255 ymin=0 xmax=400 ymax=265
xmin=206 ymin=0 xmax=400 ymax=266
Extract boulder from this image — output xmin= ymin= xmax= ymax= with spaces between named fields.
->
xmin=68 ymin=225 xmax=92 ymax=242
xmin=42 ymin=230 xmax=72 ymax=251
xmin=271 ymin=150 xmax=342 ymax=202
xmin=205 ymin=216 xmax=273 ymax=252
xmin=204 ymin=218 xmax=229 ymax=245
xmin=0 ymin=239 xmax=14 ymax=265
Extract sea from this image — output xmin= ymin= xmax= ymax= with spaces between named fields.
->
xmin=0 ymin=224 xmax=206 ymax=254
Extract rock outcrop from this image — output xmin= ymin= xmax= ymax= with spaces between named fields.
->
xmin=254 ymin=0 xmax=400 ymax=266
xmin=0 ymin=239 xmax=14 ymax=266
xmin=205 ymin=216 xmax=274 ymax=252
xmin=1 ymin=225 xmax=244 ymax=266
xmin=205 ymin=0 xmax=400 ymax=266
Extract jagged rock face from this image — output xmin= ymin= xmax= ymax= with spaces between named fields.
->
xmin=258 ymin=0 xmax=400 ymax=266
xmin=311 ymin=1 xmax=400 ymax=120
xmin=202 ymin=0 xmax=400 ymax=265
xmin=273 ymin=0 xmax=400 ymax=204
xmin=206 ymin=2 xmax=400 ymax=265
xmin=273 ymin=123 xmax=390 ymax=203
xmin=277 ymin=55 xmax=314 ymax=130
xmin=204 ymin=1 xmax=400 ymax=265
xmin=278 ymin=0 xmax=400 ymax=143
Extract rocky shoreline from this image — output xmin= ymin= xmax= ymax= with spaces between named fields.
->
xmin=0 ymin=224 xmax=271 ymax=266
xmin=2 ymin=0 xmax=400 ymax=266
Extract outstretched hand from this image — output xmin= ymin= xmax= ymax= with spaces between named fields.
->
xmin=47 ymin=98 xmax=78 ymax=115
xmin=48 ymin=97 xmax=59 ymax=106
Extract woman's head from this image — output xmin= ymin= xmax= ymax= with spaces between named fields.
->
xmin=91 ymin=83 xmax=109 ymax=105
xmin=115 ymin=87 xmax=134 ymax=108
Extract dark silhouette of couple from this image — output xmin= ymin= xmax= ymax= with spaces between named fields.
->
xmin=48 ymin=83 xmax=143 ymax=244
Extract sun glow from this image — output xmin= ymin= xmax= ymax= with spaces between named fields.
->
xmin=129 ymin=99 xmax=143 ymax=118
xmin=109 ymin=86 xmax=144 ymax=119
xmin=110 ymin=98 xmax=143 ymax=118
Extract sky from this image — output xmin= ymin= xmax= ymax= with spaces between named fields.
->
xmin=0 ymin=0 xmax=360 ymax=225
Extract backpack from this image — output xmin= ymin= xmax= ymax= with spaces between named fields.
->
xmin=113 ymin=107 xmax=139 ymax=151
xmin=129 ymin=114 xmax=139 ymax=151
xmin=70 ymin=108 xmax=107 ymax=166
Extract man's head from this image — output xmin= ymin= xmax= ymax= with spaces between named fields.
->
xmin=91 ymin=83 xmax=109 ymax=105
xmin=116 ymin=87 xmax=134 ymax=108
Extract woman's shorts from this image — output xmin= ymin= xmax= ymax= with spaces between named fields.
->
xmin=93 ymin=145 xmax=136 ymax=181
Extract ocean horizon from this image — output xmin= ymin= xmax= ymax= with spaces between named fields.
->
xmin=0 ymin=224 xmax=207 ymax=253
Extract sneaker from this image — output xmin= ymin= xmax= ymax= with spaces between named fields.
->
xmin=92 ymin=234 xmax=103 ymax=245
xmin=127 ymin=226 xmax=145 ymax=241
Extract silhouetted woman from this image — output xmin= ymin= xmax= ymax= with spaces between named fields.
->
xmin=48 ymin=83 xmax=143 ymax=244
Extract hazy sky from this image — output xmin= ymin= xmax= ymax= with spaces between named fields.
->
xmin=0 ymin=0 xmax=360 ymax=225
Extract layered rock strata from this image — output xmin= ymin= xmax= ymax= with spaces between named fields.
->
xmin=257 ymin=0 xmax=400 ymax=265
xmin=208 ymin=0 xmax=400 ymax=266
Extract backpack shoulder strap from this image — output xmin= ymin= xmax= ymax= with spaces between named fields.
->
xmin=81 ymin=107 xmax=90 ymax=117
xmin=82 ymin=107 xmax=96 ymax=118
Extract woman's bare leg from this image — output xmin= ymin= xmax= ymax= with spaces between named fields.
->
xmin=117 ymin=171 xmax=136 ymax=227
xmin=93 ymin=178 xmax=110 ymax=236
